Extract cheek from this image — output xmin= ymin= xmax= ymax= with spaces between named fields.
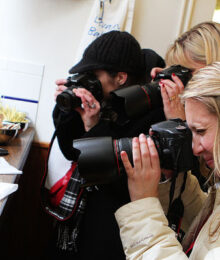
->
xmin=202 ymin=136 xmax=214 ymax=154
xmin=99 ymin=79 xmax=109 ymax=96
xmin=100 ymin=78 xmax=118 ymax=96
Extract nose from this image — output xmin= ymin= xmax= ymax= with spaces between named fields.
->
xmin=192 ymin=135 xmax=203 ymax=156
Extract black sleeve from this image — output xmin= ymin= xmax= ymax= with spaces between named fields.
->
xmin=83 ymin=107 xmax=166 ymax=139
xmin=52 ymin=105 xmax=121 ymax=160
xmin=52 ymin=105 xmax=85 ymax=160
xmin=52 ymin=104 xmax=165 ymax=160
xmin=82 ymin=120 xmax=121 ymax=139
xmin=123 ymin=107 xmax=166 ymax=137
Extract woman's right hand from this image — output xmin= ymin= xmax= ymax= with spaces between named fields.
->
xmin=73 ymin=88 xmax=101 ymax=132
xmin=120 ymin=134 xmax=161 ymax=202
xmin=54 ymin=79 xmax=101 ymax=130
xmin=54 ymin=79 xmax=68 ymax=100
xmin=151 ymin=67 xmax=186 ymax=120
xmin=159 ymin=73 xmax=186 ymax=120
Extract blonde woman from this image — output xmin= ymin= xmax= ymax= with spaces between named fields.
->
xmin=116 ymin=62 xmax=220 ymax=259
xmin=156 ymin=21 xmax=220 ymax=190
xmin=153 ymin=21 xmax=220 ymax=121
xmin=148 ymin=21 xmax=220 ymax=237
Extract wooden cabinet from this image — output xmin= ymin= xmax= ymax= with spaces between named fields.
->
xmin=0 ymin=128 xmax=54 ymax=257
xmin=0 ymin=127 xmax=35 ymax=214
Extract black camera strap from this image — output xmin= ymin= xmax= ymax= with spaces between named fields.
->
xmin=167 ymin=171 xmax=187 ymax=243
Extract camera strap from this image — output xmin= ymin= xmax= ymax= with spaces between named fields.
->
xmin=167 ymin=172 xmax=187 ymax=243
xmin=41 ymin=129 xmax=86 ymax=219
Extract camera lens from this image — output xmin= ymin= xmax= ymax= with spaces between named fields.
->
xmin=111 ymin=65 xmax=192 ymax=119
xmin=56 ymin=73 xmax=103 ymax=113
xmin=56 ymin=89 xmax=82 ymax=113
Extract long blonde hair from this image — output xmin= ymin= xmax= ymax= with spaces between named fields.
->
xmin=166 ymin=22 xmax=220 ymax=69
xmin=181 ymin=62 xmax=220 ymax=176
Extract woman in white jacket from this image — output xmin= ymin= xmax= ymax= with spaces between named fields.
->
xmin=115 ymin=62 xmax=220 ymax=259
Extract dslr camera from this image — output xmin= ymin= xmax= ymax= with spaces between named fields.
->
xmin=73 ymin=118 xmax=195 ymax=187
xmin=56 ymin=72 xmax=103 ymax=113
xmin=111 ymin=65 xmax=192 ymax=119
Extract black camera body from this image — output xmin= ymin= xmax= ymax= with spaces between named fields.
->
xmin=150 ymin=118 xmax=193 ymax=171
xmin=111 ymin=65 xmax=192 ymax=119
xmin=56 ymin=72 xmax=103 ymax=113
xmin=153 ymin=64 xmax=192 ymax=85
xmin=73 ymin=118 xmax=195 ymax=187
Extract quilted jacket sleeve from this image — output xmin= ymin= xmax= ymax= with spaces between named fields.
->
xmin=115 ymin=197 xmax=189 ymax=260
xmin=115 ymin=172 xmax=207 ymax=259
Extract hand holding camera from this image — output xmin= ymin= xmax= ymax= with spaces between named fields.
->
xmin=159 ymin=72 xmax=186 ymax=120
xmin=73 ymin=118 xmax=195 ymax=187
xmin=110 ymin=65 xmax=192 ymax=119
xmin=56 ymin=72 xmax=103 ymax=113
xmin=73 ymin=88 xmax=101 ymax=131
xmin=54 ymin=79 xmax=68 ymax=100
xmin=121 ymin=134 xmax=161 ymax=201
xmin=55 ymin=73 xmax=103 ymax=131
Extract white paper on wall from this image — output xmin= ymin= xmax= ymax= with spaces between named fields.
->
xmin=0 ymin=58 xmax=44 ymax=125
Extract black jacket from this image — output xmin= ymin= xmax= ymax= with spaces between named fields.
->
xmin=52 ymin=102 xmax=165 ymax=260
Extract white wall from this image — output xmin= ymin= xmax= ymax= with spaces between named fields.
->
xmin=0 ymin=0 xmax=216 ymax=143
xmin=0 ymin=0 xmax=94 ymax=142
xmin=132 ymin=0 xmax=216 ymax=57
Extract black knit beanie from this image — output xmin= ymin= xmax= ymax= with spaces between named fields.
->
xmin=69 ymin=31 xmax=146 ymax=75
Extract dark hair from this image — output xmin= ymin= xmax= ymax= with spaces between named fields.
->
xmin=106 ymin=70 xmax=146 ymax=87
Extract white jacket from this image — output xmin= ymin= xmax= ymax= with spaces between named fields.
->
xmin=115 ymin=173 xmax=220 ymax=259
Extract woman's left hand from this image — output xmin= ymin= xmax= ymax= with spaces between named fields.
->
xmin=121 ymin=134 xmax=161 ymax=201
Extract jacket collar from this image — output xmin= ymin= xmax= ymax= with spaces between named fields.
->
xmin=213 ymin=182 xmax=220 ymax=210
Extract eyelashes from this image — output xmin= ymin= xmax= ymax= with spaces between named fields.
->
xmin=195 ymin=129 xmax=206 ymax=134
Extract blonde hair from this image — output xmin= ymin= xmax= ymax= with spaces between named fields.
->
xmin=181 ymin=62 xmax=220 ymax=176
xmin=166 ymin=22 xmax=220 ymax=70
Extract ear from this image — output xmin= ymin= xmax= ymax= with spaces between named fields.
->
xmin=117 ymin=72 xmax=128 ymax=86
